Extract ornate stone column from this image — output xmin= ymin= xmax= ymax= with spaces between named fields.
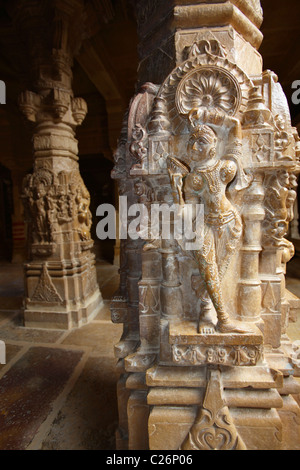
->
xmin=15 ymin=0 xmax=103 ymax=329
xmin=112 ymin=0 xmax=300 ymax=450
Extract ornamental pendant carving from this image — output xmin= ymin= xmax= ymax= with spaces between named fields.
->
xmin=32 ymin=264 xmax=63 ymax=303
xmin=180 ymin=369 xmax=246 ymax=451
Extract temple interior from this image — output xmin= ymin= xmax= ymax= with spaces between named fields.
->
xmin=0 ymin=0 xmax=299 ymax=450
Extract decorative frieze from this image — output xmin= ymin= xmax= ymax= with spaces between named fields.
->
xmin=172 ymin=344 xmax=263 ymax=367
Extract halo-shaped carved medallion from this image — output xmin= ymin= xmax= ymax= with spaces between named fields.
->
xmin=175 ymin=66 xmax=242 ymax=117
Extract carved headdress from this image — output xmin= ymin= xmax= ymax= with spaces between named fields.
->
xmin=189 ymin=124 xmax=217 ymax=146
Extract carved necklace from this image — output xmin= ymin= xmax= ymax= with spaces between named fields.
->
xmin=194 ymin=160 xmax=222 ymax=194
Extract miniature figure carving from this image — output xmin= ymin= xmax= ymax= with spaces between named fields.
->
xmin=263 ymin=170 xmax=295 ymax=262
xmin=130 ymin=124 xmax=148 ymax=169
xmin=22 ymin=170 xmax=93 ymax=249
xmin=75 ymin=184 xmax=92 ymax=241
xmin=35 ymin=184 xmax=49 ymax=242
xmin=168 ymin=111 xmax=251 ymax=334
xmin=274 ymin=114 xmax=292 ymax=160
xmin=22 ymin=175 xmax=55 ymax=245
xmin=287 ymin=173 xmax=298 ymax=223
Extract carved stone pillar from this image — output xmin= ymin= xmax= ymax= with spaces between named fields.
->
xmin=112 ymin=0 xmax=300 ymax=450
xmin=15 ymin=0 xmax=103 ymax=329
xmin=238 ymin=170 xmax=265 ymax=322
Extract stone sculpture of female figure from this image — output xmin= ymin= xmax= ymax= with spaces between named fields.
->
xmin=168 ymin=112 xmax=251 ymax=334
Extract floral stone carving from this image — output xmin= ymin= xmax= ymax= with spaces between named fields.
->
xmin=176 ymin=66 xmax=241 ymax=116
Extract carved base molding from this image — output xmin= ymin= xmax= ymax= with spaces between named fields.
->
xmin=116 ymin=361 xmax=300 ymax=451
xmin=23 ymin=259 xmax=103 ymax=329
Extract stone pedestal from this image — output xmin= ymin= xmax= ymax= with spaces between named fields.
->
xmin=147 ymin=365 xmax=283 ymax=450
xmin=111 ymin=0 xmax=300 ymax=450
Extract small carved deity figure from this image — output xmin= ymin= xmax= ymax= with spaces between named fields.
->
xmin=75 ymin=185 xmax=92 ymax=241
xmin=286 ymin=173 xmax=298 ymax=223
xmin=130 ymin=124 xmax=148 ymax=169
xmin=264 ymin=170 xmax=289 ymax=244
xmin=274 ymin=114 xmax=292 ymax=159
xmin=22 ymin=175 xmax=54 ymax=245
xmin=56 ymin=185 xmax=72 ymax=224
xmin=169 ymin=121 xmax=250 ymax=334
xmin=45 ymin=187 xmax=57 ymax=233
xmin=264 ymin=170 xmax=297 ymax=264
xmin=34 ymin=184 xmax=49 ymax=243
xmin=134 ymin=181 xmax=153 ymax=204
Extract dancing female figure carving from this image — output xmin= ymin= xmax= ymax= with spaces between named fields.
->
xmin=168 ymin=112 xmax=251 ymax=334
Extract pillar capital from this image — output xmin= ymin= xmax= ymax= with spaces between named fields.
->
xmin=18 ymin=89 xmax=87 ymax=129
xmin=10 ymin=0 xmax=86 ymax=91
xmin=133 ymin=0 xmax=264 ymax=85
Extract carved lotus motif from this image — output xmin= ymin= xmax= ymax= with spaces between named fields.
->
xmin=176 ymin=67 xmax=241 ymax=116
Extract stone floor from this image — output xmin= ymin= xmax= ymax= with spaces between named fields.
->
xmin=0 ymin=260 xmax=122 ymax=450
xmin=0 ymin=257 xmax=298 ymax=450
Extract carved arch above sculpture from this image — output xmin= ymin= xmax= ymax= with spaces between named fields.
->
xmin=148 ymin=42 xmax=254 ymax=135
xmin=175 ymin=65 xmax=242 ymax=117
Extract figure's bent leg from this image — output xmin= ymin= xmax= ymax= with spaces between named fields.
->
xmin=191 ymin=274 xmax=215 ymax=334
xmin=195 ymin=242 xmax=251 ymax=334
xmin=217 ymin=212 xmax=243 ymax=281
xmin=195 ymin=245 xmax=230 ymax=326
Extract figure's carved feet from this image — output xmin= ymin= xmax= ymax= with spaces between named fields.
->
xmin=198 ymin=321 xmax=216 ymax=335
xmin=217 ymin=318 xmax=253 ymax=334
xmin=125 ymin=351 xmax=157 ymax=372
